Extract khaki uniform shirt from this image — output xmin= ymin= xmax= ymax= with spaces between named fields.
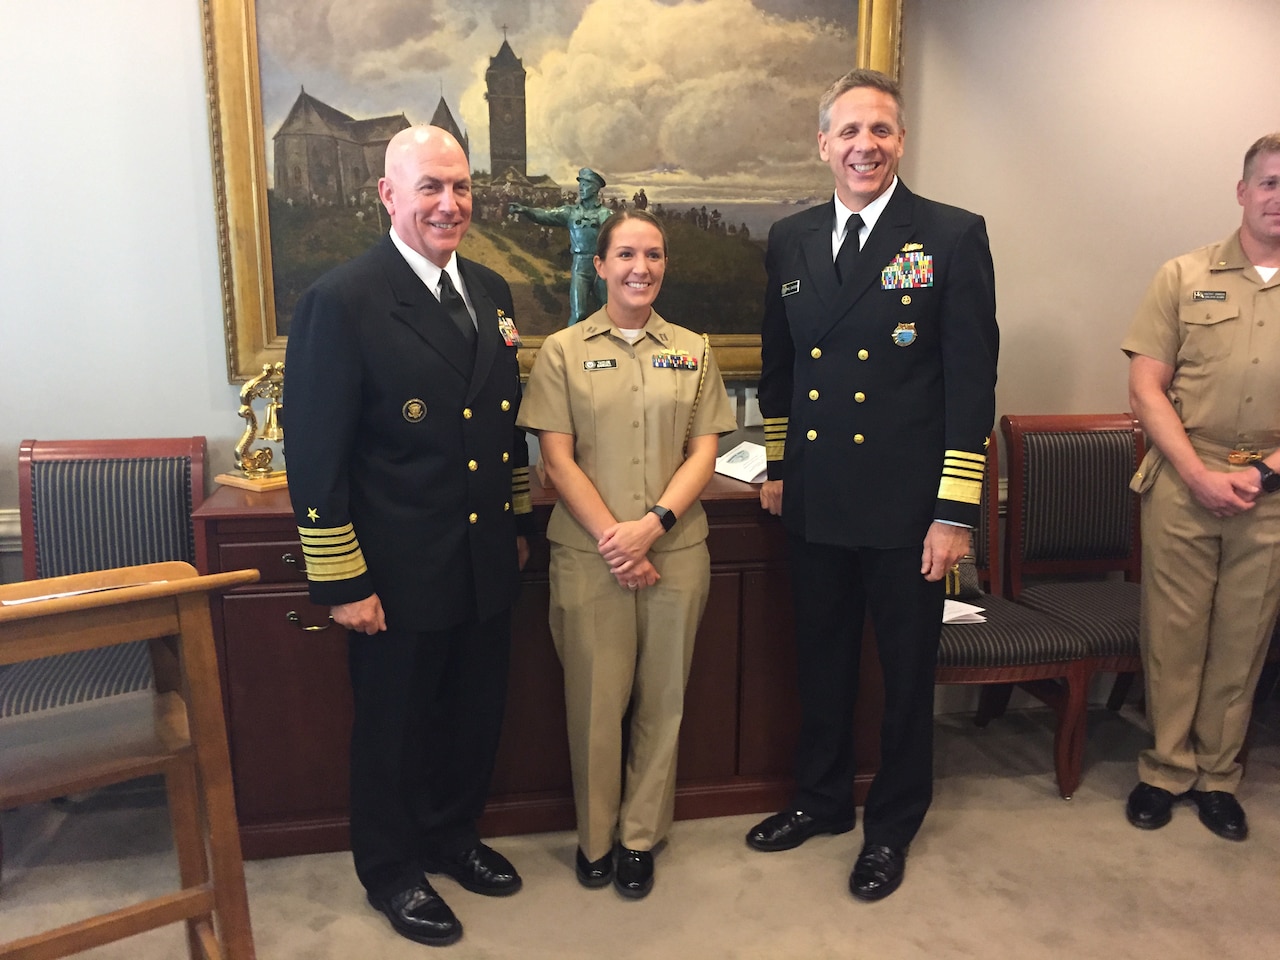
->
xmin=517 ymin=307 xmax=737 ymax=553
xmin=1123 ymin=230 xmax=1280 ymax=457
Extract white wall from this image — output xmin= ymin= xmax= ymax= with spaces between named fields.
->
xmin=901 ymin=0 xmax=1280 ymax=420
xmin=2 ymin=0 xmax=1278 ymax=512
xmin=0 ymin=0 xmax=244 ymax=513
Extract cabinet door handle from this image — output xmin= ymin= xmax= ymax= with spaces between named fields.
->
xmin=287 ymin=610 xmax=333 ymax=632
xmin=281 ymin=552 xmax=307 ymax=573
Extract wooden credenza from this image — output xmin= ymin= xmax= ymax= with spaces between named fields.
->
xmin=193 ymin=474 xmax=882 ymax=859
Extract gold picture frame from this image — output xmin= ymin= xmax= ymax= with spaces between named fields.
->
xmin=201 ymin=0 xmax=902 ymax=382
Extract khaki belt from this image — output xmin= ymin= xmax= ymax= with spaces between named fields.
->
xmin=1227 ymin=449 xmax=1262 ymax=465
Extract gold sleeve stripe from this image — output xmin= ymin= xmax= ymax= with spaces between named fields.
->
xmin=306 ymin=554 xmax=369 ymax=581
xmin=763 ymin=416 xmax=789 ymax=461
xmin=297 ymin=523 xmax=368 ymax=582
xmin=301 ymin=541 xmax=364 ymax=556
xmin=944 ymin=450 xmax=987 ymax=465
xmin=512 ymin=466 xmax=532 ymax=515
xmin=937 ymin=476 xmax=983 ymax=505
xmin=942 ymin=464 xmax=986 ymax=482
xmin=299 ymin=523 xmax=356 ymax=541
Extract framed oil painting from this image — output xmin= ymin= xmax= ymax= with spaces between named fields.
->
xmin=202 ymin=0 xmax=901 ymax=381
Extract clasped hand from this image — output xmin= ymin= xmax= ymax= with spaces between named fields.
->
xmin=1189 ymin=469 xmax=1259 ymax=518
xmin=599 ymin=518 xmax=662 ymax=590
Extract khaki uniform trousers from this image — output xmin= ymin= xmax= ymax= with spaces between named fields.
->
xmin=549 ymin=541 xmax=710 ymax=862
xmin=1138 ymin=461 xmax=1280 ymax=793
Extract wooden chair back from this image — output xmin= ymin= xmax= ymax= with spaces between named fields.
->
xmin=5 ymin=438 xmax=207 ymax=718
xmin=1000 ymin=413 xmax=1144 ymax=599
xmin=19 ymin=437 xmax=207 ymax=582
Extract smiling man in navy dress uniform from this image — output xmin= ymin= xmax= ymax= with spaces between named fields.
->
xmin=747 ymin=69 xmax=999 ymax=902
xmin=284 ymin=125 xmax=533 ymax=948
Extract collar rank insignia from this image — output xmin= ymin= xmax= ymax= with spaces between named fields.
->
xmin=496 ymin=309 xmax=521 ymax=345
xmin=653 ymin=350 xmax=698 ymax=370
xmin=892 ymin=322 xmax=918 ymax=347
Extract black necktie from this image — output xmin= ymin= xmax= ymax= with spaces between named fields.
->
xmin=438 ymin=271 xmax=476 ymax=352
xmin=834 ymin=213 xmax=864 ymax=284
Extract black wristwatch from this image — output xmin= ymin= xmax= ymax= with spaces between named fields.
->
xmin=1253 ymin=461 xmax=1280 ymax=494
xmin=649 ymin=505 xmax=678 ymax=532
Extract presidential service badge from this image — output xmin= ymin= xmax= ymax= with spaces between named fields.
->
xmin=892 ymin=323 xmax=918 ymax=347
xmin=402 ymin=399 xmax=427 ymax=422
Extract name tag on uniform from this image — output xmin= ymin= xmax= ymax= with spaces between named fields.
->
xmin=653 ymin=351 xmax=698 ymax=370
xmin=1192 ymin=290 xmax=1227 ymax=301
xmin=583 ymin=359 xmax=617 ymax=370
xmin=782 ymin=280 xmax=801 ymax=297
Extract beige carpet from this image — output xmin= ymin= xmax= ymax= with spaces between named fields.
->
xmin=2 ymin=704 xmax=1277 ymax=960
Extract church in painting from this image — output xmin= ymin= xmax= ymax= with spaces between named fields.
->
xmin=270 ymin=37 xmax=562 ymax=211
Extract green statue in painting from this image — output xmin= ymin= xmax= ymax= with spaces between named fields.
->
xmin=510 ymin=167 xmax=614 ymax=326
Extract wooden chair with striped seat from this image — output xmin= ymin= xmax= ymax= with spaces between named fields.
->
xmin=936 ymin=432 xmax=1094 ymax=799
xmin=1 ymin=438 xmax=206 ymax=875
xmin=1000 ymin=413 xmax=1146 ymax=749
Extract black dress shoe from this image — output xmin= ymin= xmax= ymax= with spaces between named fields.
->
xmin=575 ymin=847 xmax=614 ymax=888
xmin=367 ymin=880 xmax=462 ymax=946
xmin=1125 ymin=782 xmax=1175 ymax=830
xmin=613 ymin=846 xmax=654 ymax=899
xmin=849 ymin=844 xmax=905 ymax=902
xmin=1188 ymin=790 xmax=1248 ymax=841
xmin=423 ymin=843 xmax=522 ymax=896
xmin=745 ymin=809 xmax=855 ymax=852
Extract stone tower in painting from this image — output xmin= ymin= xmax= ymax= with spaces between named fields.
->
xmin=485 ymin=38 xmax=527 ymax=178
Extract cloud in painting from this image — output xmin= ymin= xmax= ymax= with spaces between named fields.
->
xmin=464 ymin=0 xmax=854 ymax=197
xmin=257 ymin=0 xmax=854 ymax=197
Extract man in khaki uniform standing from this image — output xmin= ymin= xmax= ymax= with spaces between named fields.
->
xmin=1123 ymin=132 xmax=1280 ymax=841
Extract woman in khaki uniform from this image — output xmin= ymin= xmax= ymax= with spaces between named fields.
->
xmin=517 ymin=210 xmax=736 ymax=898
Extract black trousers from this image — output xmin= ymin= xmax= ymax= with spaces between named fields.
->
xmin=788 ymin=535 xmax=943 ymax=850
xmin=347 ymin=608 xmax=513 ymax=899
